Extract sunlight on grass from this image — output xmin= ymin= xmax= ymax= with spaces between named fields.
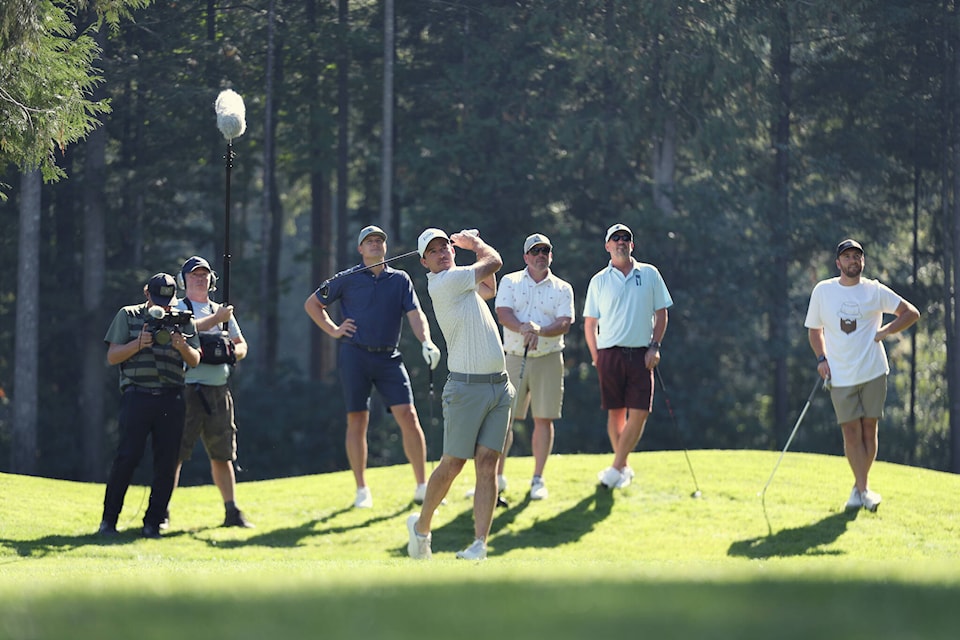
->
xmin=2 ymin=451 xmax=959 ymax=639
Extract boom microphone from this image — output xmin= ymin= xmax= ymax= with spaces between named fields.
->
xmin=215 ymin=89 xmax=246 ymax=141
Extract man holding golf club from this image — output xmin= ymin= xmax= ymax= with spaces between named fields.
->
xmin=495 ymin=233 xmax=574 ymax=501
xmin=407 ymin=228 xmax=514 ymax=560
xmin=305 ymin=225 xmax=441 ymax=509
xmin=584 ymin=223 xmax=673 ymax=490
xmin=804 ymin=238 xmax=919 ymax=512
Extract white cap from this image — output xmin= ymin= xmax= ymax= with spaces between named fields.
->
xmin=523 ymin=233 xmax=552 ymax=254
xmin=605 ymin=223 xmax=632 ymax=242
xmin=418 ymin=228 xmax=450 ymax=257
xmin=358 ymin=225 xmax=387 ymax=246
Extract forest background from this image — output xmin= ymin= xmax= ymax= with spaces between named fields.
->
xmin=2 ymin=0 xmax=959 ymax=486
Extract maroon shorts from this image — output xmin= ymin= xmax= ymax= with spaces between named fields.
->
xmin=596 ymin=347 xmax=654 ymax=411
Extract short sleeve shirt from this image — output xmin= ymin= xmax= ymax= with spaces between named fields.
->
xmin=104 ymin=303 xmax=201 ymax=391
xmin=495 ymin=268 xmax=575 ymax=357
xmin=315 ymin=265 xmax=421 ymax=348
xmin=583 ymin=258 xmax=673 ymax=349
xmin=804 ymin=277 xmax=903 ymax=386
xmin=175 ymin=297 xmax=243 ymax=386
xmin=426 ymin=266 xmax=505 ymax=374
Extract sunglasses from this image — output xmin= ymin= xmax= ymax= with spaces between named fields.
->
xmin=609 ymin=233 xmax=632 ymax=243
xmin=527 ymin=246 xmax=551 ymax=256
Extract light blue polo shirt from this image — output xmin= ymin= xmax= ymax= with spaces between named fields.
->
xmin=583 ymin=258 xmax=673 ymax=349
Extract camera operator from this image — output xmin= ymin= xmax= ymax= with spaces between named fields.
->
xmin=98 ymin=273 xmax=201 ymax=539
xmin=171 ymin=256 xmax=252 ymax=528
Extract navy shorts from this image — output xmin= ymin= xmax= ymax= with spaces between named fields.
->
xmin=596 ymin=347 xmax=654 ymax=411
xmin=338 ymin=343 xmax=415 ymax=412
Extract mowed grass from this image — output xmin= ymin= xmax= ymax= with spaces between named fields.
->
xmin=1 ymin=450 xmax=959 ymax=640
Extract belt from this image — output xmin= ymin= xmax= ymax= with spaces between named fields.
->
xmin=448 ymin=371 xmax=508 ymax=384
xmin=350 ymin=343 xmax=396 ymax=353
xmin=125 ymin=386 xmax=181 ymax=396
xmin=605 ymin=346 xmax=648 ymax=352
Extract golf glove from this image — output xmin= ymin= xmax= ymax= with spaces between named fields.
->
xmin=422 ymin=340 xmax=441 ymax=370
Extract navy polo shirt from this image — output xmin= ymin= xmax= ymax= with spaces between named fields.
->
xmin=316 ymin=265 xmax=421 ymax=348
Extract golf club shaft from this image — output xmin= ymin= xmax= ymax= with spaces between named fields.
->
xmin=654 ymin=367 xmax=701 ymax=493
xmin=760 ymin=376 xmax=825 ymax=497
xmin=320 ymin=250 xmax=419 ymax=291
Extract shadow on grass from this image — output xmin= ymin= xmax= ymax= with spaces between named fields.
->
xmin=727 ymin=509 xmax=860 ymax=559
xmin=490 ymin=485 xmax=616 ymax=555
xmin=203 ymin=504 xmax=410 ymax=550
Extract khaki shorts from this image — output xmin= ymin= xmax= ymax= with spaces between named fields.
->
xmin=829 ymin=374 xmax=887 ymax=424
xmin=441 ymin=375 xmax=514 ymax=459
xmin=505 ymin=351 xmax=564 ymax=420
xmin=180 ymin=384 xmax=237 ymax=462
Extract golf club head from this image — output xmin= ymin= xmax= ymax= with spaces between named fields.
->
xmin=692 ymin=490 xmax=702 ymax=499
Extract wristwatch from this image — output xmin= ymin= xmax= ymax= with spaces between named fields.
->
xmin=649 ymin=341 xmax=661 ymax=349
xmin=817 ymin=354 xmax=827 ymax=364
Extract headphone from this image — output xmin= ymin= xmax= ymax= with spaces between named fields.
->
xmin=177 ymin=256 xmax=218 ymax=292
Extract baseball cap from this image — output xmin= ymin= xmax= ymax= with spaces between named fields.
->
xmin=523 ymin=233 xmax=552 ymax=254
xmin=358 ymin=225 xmax=387 ymax=246
xmin=418 ymin=228 xmax=450 ymax=257
xmin=836 ymin=239 xmax=864 ymax=258
xmin=147 ymin=273 xmax=177 ymax=307
xmin=182 ymin=255 xmax=212 ymax=274
xmin=605 ymin=223 xmax=632 ymax=242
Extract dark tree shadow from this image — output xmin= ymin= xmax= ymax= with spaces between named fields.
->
xmin=727 ymin=509 xmax=859 ymax=559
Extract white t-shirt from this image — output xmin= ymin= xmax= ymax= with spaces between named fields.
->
xmin=804 ymin=277 xmax=903 ymax=386
xmin=427 ymin=266 xmax=505 ymax=375
xmin=495 ymin=268 xmax=575 ymax=357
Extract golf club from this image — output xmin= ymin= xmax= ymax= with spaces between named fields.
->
xmin=759 ymin=375 xmax=827 ymax=534
xmin=318 ymin=250 xmax=420 ymax=295
xmin=654 ymin=367 xmax=702 ymax=498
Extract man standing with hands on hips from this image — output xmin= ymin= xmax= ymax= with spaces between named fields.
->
xmin=407 ymin=228 xmax=514 ymax=561
xmin=495 ymin=233 xmax=574 ymax=500
xmin=804 ymin=238 xmax=919 ymax=512
xmin=305 ymin=225 xmax=440 ymax=509
xmin=583 ymin=223 xmax=673 ymax=490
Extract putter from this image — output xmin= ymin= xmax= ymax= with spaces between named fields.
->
xmin=654 ymin=367 xmax=702 ymax=498
xmin=759 ymin=375 xmax=827 ymax=534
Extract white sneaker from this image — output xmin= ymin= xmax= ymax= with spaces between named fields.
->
xmin=597 ymin=466 xmax=623 ymax=489
xmin=617 ymin=466 xmax=635 ymax=489
xmin=406 ymin=514 xmax=432 ymax=559
xmin=354 ymin=487 xmax=373 ymax=509
xmin=529 ymin=477 xmax=548 ymax=500
xmin=413 ymin=483 xmax=427 ymax=505
xmin=844 ymin=486 xmax=862 ymax=510
xmin=456 ymin=538 xmax=487 ymax=560
xmin=860 ymin=489 xmax=882 ymax=512
xmin=497 ymin=474 xmax=508 ymax=492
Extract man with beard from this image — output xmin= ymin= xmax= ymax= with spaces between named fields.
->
xmin=583 ymin=223 xmax=673 ymax=490
xmin=804 ymin=238 xmax=920 ymax=512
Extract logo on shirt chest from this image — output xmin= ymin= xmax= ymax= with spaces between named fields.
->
xmin=838 ymin=301 xmax=861 ymax=335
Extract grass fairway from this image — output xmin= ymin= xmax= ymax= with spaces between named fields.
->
xmin=1 ymin=450 xmax=959 ymax=639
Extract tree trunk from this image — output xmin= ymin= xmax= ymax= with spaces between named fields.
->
xmin=82 ymin=112 xmax=107 ymax=481
xmin=258 ymin=0 xmax=281 ymax=375
xmin=769 ymin=4 xmax=791 ymax=444
xmin=12 ymin=169 xmax=41 ymax=474
xmin=337 ymin=0 xmax=350 ymax=267
xmin=951 ymin=7 xmax=960 ymax=473
xmin=380 ymin=0 xmax=394 ymax=234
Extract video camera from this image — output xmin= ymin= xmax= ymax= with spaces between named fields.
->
xmin=146 ymin=307 xmax=194 ymax=346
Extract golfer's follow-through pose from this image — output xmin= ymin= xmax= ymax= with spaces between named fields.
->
xmin=804 ymin=238 xmax=919 ymax=512
xmin=407 ymin=228 xmax=514 ymax=561
xmin=305 ymin=225 xmax=441 ymax=509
